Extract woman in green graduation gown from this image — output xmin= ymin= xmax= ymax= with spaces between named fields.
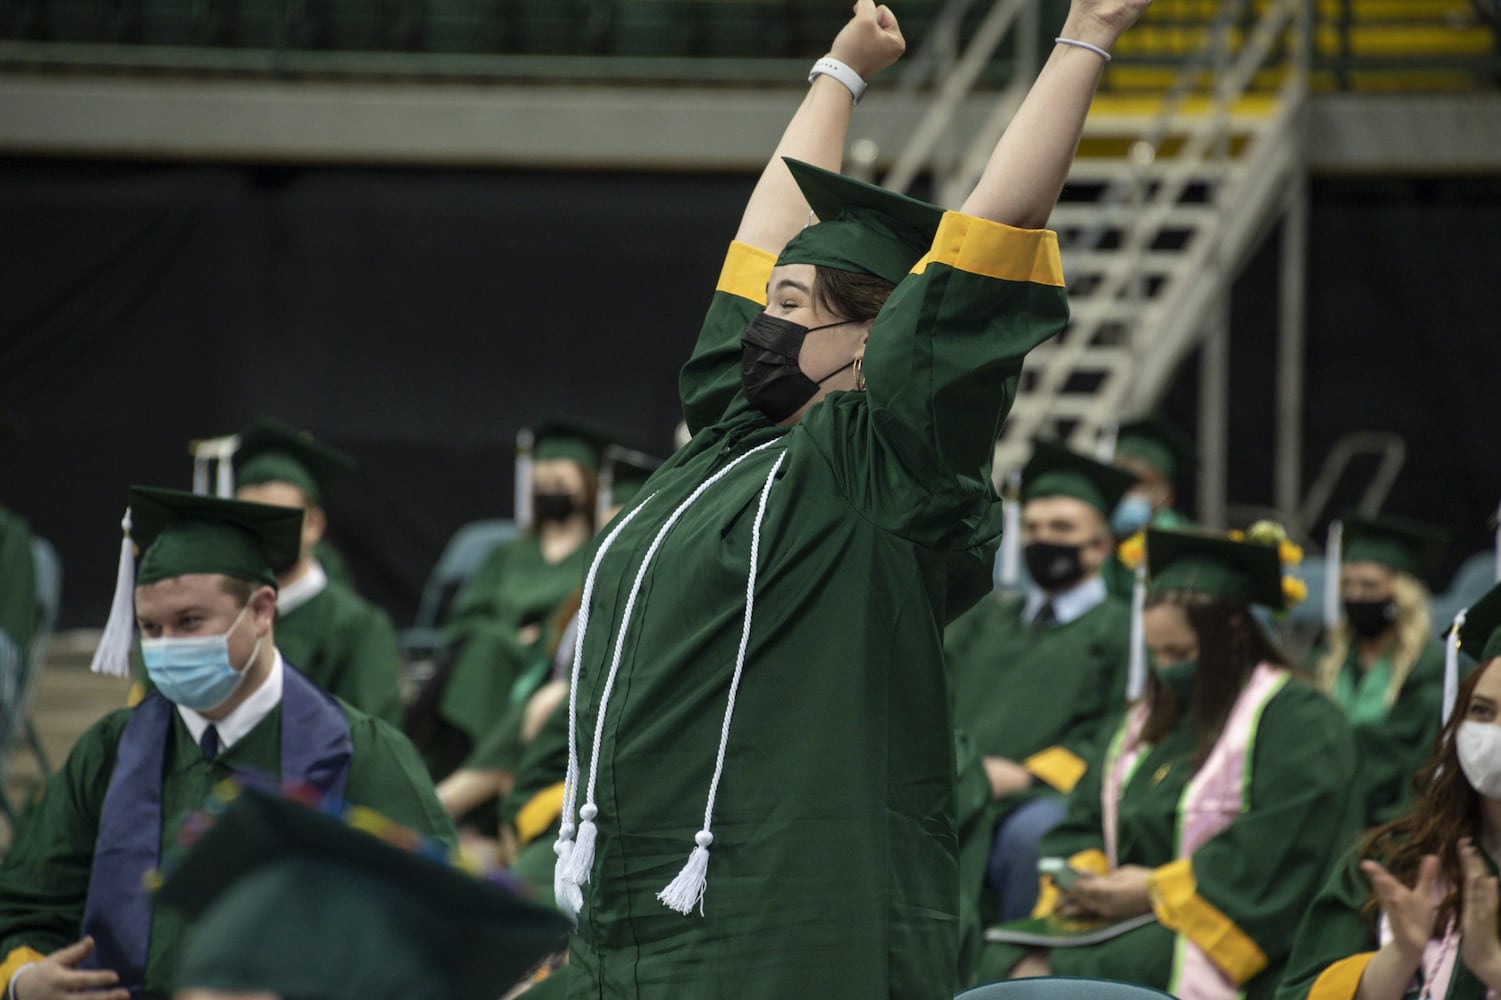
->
xmin=1312 ymin=514 xmax=1451 ymax=826
xmin=546 ymin=0 xmax=1149 ymax=995
xmin=977 ymin=527 xmax=1359 ymax=999
xmin=1277 ymin=581 xmax=1501 ymax=1000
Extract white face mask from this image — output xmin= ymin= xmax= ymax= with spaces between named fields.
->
xmin=1456 ymin=721 xmax=1501 ymax=799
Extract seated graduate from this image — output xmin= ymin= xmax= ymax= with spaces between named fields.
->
xmin=946 ymin=438 xmax=1136 ymax=967
xmin=230 ymin=417 xmax=405 ymax=726
xmin=1312 ymin=513 xmax=1451 ymax=826
xmin=1104 ymin=414 xmax=1198 ymax=598
xmin=0 ymin=487 xmax=455 ymax=1000
xmin=406 ymin=417 xmax=614 ymax=781
xmin=153 ymin=785 xmax=567 ymax=1000
xmin=436 ymin=450 xmax=659 ymax=832
xmin=977 ymin=525 xmax=1359 ymax=1000
xmin=1277 ymin=580 xmax=1501 ymax=1000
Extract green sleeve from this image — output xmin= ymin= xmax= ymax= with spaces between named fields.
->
xmin=678 ymin=241 xmax=776 ymax=436
xmin=0 ymin=508 xmax=38 ymax=654
xmin=443 ymin=542 xmax=513 ymax=630
xmin=345 ymin=714 xmax=459 ymax=847
xmin=953 ymin=728 xmax=994 ymax=836
xmin=1273 ymin=850 xmax=1379 ymax=1000
xmin=1185 ymin=684 xmax=1362 ymax=974
xmin=1357 ymin=641 xmax=1445 ymax=825
xmin=1051 ymin=615 xmax=1131 ymax=773
xmin=501 ymin=700 xmax=569 ymax=829
xmin=0 ymin=712 xmax=128 ymax=958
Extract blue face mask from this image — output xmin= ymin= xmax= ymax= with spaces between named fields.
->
xmin=1111 ymin=493 xmax=1155 ymax=537
xmin=141 ymin=604 xmax=261 ymax=712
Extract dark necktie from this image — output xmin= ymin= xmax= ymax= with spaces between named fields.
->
xmin=200 ymin=725 xmax=221 ymax=763
xmin=1032 ymin=603 xmax=1058 ymax=632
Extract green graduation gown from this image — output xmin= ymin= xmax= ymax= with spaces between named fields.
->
xmin=1275 ymin=847 xmax=1500 ymax=1000
xmin=1316 ymin=638 xmax=1447 ymax=827
xmin=0 ymin=504 xmax=38 ymax=658
xmin=945 ymin=588 xmax=1131 ymax=976
xmin=0 ymin=691 xmax=455 ymax=1000
xmin=425 ymin=538 xmax=585 ymax=777
xmin=562 ymin=215 xmax=1069 ymax=999
xmin=977 ymin=677 xmax=1360 ymax=999
xmin=276 ymin=576 xmax=405 ymax=727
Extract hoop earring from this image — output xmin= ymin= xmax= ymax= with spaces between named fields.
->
xmin=853 ymin=356 xmax=867 ymax=392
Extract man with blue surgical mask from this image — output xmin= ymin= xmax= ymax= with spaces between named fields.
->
xmin=0 ymin=487 xmax=454 ymax=1000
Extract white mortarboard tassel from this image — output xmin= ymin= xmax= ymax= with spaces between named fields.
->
xmin=998 ymin=469 xmax=1023 ymax=589
xmin=1096 ymin=420 xmax=1120 ymax=464
xmin=1443 ymin=607 xmax=1467 ymax=727
xmin=1323 ymin=519 xmax=1344 ymax=633
xmin=514 ymin=428 xmax=535 ymax=532
xmin=90 ymin=509 xmax=136 ymax=679
xmin=1126 ymin=562 xmax=1149 ymax=702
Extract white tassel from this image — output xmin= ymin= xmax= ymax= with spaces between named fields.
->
xmin=214 ymin=455 xmax=235 ymax=498
xmin=514 ymin=429 xmax=535 ymax=531
xmin=1126 ymin=563 xmax=1149 ymax=702
xmin=552 ymin=831 xmax=581 ymax=924
xmin=563 ymin=803 xmax=599 ymax=886
xmin=1444 ymin=608 xmax=1466 ymax=726
xmin=1096 ymin=420 xmax=1120 ymax=464
xmin=1323 ymin=519 xmax=1344 ymax=633
xmin=658 ymin=831 xmax=714 ymax=915
xmin=90 ymin=509 xmax=137 ymax=678
xmin=999 ymin=469 xmax=1023 ymax=589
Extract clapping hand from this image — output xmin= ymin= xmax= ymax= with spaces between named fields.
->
xmin=1459 ymin=838 xmax=1501 ymax=988
xmin=1362 ymin=854 xmax=1441 ymax=961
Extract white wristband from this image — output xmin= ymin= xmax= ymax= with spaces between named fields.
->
xmin=1055 ymin=36 xmax=1112 ymax=61
xmin=808 ymin=57 xmax=867 ymax=104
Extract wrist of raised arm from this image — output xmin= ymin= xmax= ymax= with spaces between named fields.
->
xmin=1056 ymin=11 xmax=1126 ymax=53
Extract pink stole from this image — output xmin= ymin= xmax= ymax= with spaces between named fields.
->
xmin=1102 ymin=663 xmax=1289 ymax=1000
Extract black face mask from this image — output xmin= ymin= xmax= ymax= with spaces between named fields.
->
xmin=740 ymin=312 xmax=855 ymax=422
xmin=1024 ymin=541 xmax=1088 ymax=592
xmin=1344 ymin=598 xmax=1397 ymax=638
xmin=533 ymin=491 xmax=579 ymax=524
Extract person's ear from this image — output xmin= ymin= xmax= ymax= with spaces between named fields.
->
xmin=303 ymin=505 xmax=328 ymax=547
xmin=250 ymin=586 xmax=278 ymax=634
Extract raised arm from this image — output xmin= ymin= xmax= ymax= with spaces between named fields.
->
xmin=961 ymin=0 xmax=1150 ymax=228
xmin=734 ymin=0 xmax=906 ymax=254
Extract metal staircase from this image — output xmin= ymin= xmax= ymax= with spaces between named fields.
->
xmin=859 ymin=0 xmax=1313 ymax=519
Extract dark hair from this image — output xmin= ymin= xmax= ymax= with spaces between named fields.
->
xmin=812 ymin=266 xmax=895 ymax=323
xmin=1358 ymin=659 xmax=1497 ymax=930
xmin=1140 ymin=589 xmax=1292 ymax=769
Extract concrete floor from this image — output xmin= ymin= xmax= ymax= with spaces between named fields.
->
xmin=2 ymin=631 xmax=131 ymax=855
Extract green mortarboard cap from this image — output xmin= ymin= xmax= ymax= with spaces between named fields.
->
xmin=1115 ymin=415 xmax=1199 ymax=484
xmin=232 ymin=417 xmax=356 ymax=507
xmin=1021 ymin=439 xmax=1139 ymax=517
xmin=601 ymin=446 xmax=660 ymax=510
xmin=776 ymin=158 xmax=944 ymax=287
xmin=131 ymin=486 xmax=302 ymax=588
xmin=528 ymin=416 xmax=619 ymax=471
xmin=158 ymin=789 xmax=568 ymax=1000
xmin=1147 ymin=527 xmax=1287 ymax=608
xmin=1340 ymin=512 xmax=1449 ymax=582
xmin=1459 ymin=581 xmax=1501 ymax=665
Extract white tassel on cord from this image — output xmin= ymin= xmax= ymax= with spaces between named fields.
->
xmin=1323 ymin=519 xmax=1344 ymax=633
xmin=1125 ymin=563 xmax=1149 ymax=702
xmin=1443 ymin=608 xmax=1467 ymax=726
xmin=998 ymin=469 xmax=1023 ymax=589
xmin=551 ymin=493 xmax=657 ymax=923
xmin=90 ymin=509 xmax=136 ymax=678
xmin=659 ymin=451 xmax=786 ymax=916
xmin=563 ymin=440 xmax=782 ymax=890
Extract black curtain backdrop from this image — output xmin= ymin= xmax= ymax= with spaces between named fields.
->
xmin=3 ymin=160 xmax=1499 ymax=627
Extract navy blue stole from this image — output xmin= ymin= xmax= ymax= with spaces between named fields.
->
xmin=80 ymin=664 xmax=352 ymax=997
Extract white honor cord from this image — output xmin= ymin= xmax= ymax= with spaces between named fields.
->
xmin=658 ymin=449 xmax=787 ymax=916
xmin=554 ymin=492 xmax=658 ymax=919
xmin=558 ymin=438 xmax=787 ymax=901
